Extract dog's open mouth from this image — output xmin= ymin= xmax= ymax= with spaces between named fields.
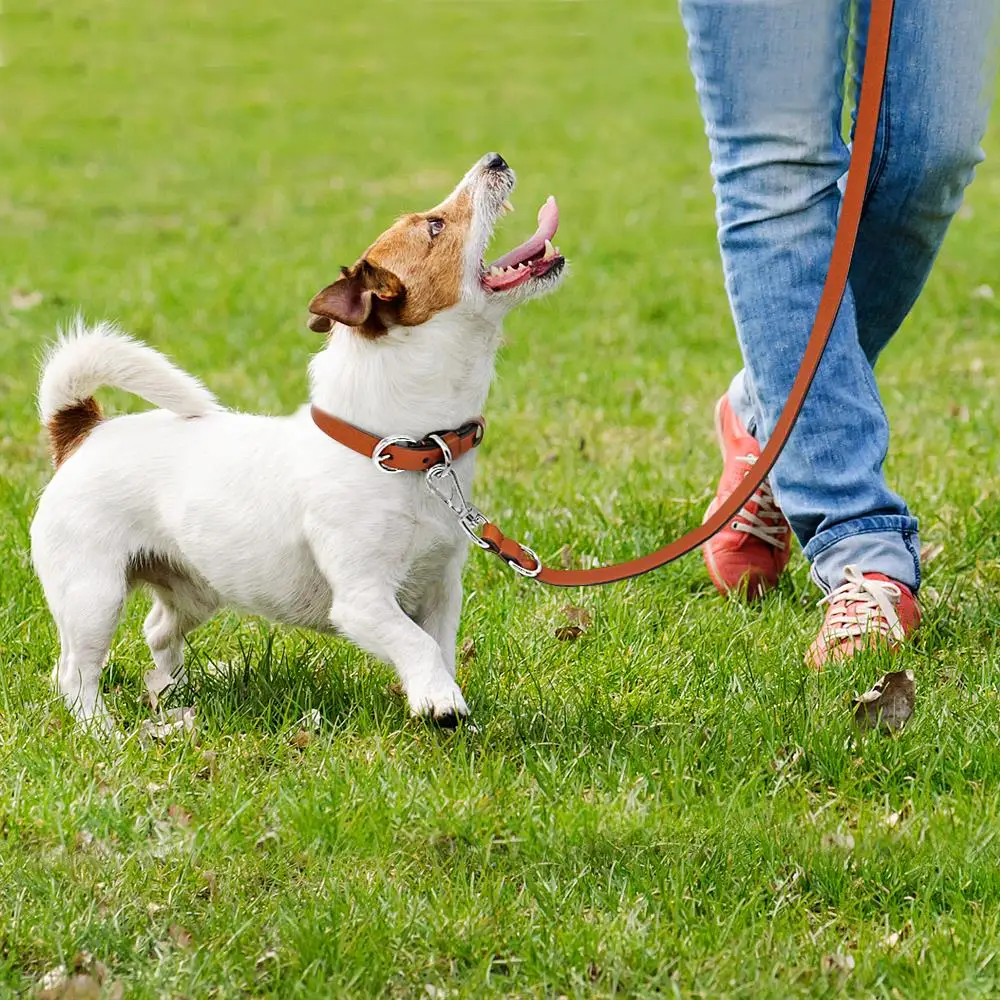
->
xmin=482 ymin=196 xmax=563 ymax=292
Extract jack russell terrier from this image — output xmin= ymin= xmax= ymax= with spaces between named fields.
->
xmin=30 ymin=153 xmax=565 ymax=733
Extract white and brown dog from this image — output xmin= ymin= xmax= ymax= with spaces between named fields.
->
xmin=30 ymin=153 xmax=565 ymax=733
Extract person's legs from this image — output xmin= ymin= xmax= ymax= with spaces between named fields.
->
xmin=681 ymin=0 xmax=921 ymax=596
xmin=796 ymin=0 xmax=996 ymax=594
xmin=848 ymin=0 xmax=994 ymax=368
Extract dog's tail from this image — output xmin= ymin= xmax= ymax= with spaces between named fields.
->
xmin=39 ymin=317 xmax=220 ymax=466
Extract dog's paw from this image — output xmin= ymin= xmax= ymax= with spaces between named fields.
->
xmin=408 ymin=679 xmax=469 ymax=727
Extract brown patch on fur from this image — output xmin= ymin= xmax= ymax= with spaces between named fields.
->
xmin=48 ymin=397 xmax=102 ymax=466
xmin=309 ymin=188 xmax=474 ymax=336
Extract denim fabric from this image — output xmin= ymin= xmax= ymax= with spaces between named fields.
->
xmin=680 ymin=0 xmax=995 ymax=592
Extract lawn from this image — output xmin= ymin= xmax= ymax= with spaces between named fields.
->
xmin=2 ymin=1 xmax=1000 ymax=997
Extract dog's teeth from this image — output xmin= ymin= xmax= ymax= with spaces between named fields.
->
xmin=490 ymin=266 xmax=501 ymax=276
xmin=502 ymin=199 xmax=514 ymax=214
xmin=543 ymin=239 xmax=556 ymax=260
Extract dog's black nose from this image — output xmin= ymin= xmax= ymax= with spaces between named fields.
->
xmin=485 ymin=152 xmax=508 ymax=172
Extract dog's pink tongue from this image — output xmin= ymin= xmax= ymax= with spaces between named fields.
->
xmin=489 ymin=196 xmax=559 ymax=271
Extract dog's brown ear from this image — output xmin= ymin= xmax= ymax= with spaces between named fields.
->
xmin=308 ymin=261 xmax=405 ymax=334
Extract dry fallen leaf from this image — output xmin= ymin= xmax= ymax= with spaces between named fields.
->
xmin=168 ymin=924 xmax=194 ymax=949
xmin=197 ymin=870 xmax=218 ymax=900
xmin=920 ymin=541 xmax=945 ymax=565
xmin=143 ymin=664 xmax=180 ymax=710
xmin=11 ymin=289 xmax=43 ymax=310
xmin=971 ymin=284 xmax=995 ymax=300
xmin=140 ymin=706 xmax=197 ymax=743
xmin=256 ymin=949 xmax=279 ymax=970
xmin=255 ymin=829 xmax=279 ymax=849
xmin=558 ymin=544 xmax=573 ymax=569
xmin=290 ymin=728 xmax=312 ymax=750
xmin=38 ymin=965 xmax=69 ymax=991
xmin=460 ymin=637 xmax=477 ymax=663
xmin=554 ymin=625 xmax=584 ymax=642
xmin=821 ymin=830 xmax=856 ymax=851
xmin=561 ymin=605 xmax=593 ymax=628
xmin=36 ymin=975 xmax=102 ymax=1000
xmin=821 ymin=952 xmax=855 ymax=976
xmin=167 ymin=803 xmax=193 ymax=828
xmin=36 ymin=954 xmax=110 ymax=1000
xmin=882 ymin=930 xmax=901 ymax=949
xmin=854 ymin=670 xmax=915 ymax=732
xmin=195 ymin=750 xmax=217 ymax=780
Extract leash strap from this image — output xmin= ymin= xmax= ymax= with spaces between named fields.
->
xmin=476 ymin=0 xmax=895 ymax=586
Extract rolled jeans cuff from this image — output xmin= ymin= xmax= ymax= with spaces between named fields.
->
xmin=804 ymin=515 xmax=921 ymax=594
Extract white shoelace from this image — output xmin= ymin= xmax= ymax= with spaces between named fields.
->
xmin=817 ymin=564 xmax=905 ymax=644
xmin=732 ymin=454 xmax=788 ymax=548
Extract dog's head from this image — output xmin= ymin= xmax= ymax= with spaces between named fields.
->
xmin=307 ymin=153 xmax=565 ymax=337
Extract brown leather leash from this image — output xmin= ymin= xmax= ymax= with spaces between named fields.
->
xmin=312 ymin=0 xmax=894 ymax=587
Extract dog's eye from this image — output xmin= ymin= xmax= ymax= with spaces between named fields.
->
xmin=427 ymin=218 xmax=445 ymax=238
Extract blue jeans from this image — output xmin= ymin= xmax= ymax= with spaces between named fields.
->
xmin=680 ymin=0 xmax=994 ymax=593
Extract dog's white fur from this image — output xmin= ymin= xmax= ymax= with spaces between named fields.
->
xmin=30 ymin=154 xmax=564 ymax=732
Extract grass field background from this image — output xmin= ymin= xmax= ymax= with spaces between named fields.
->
xmin=2 ymin=1 xmax=1000 ymax=997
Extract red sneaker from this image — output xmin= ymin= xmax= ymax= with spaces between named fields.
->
xmin=806 ymin=565 xmax=920 ymax=669
xmin=703 ymin=394 xmax=791 ymax=599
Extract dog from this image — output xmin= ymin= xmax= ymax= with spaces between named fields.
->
xmin=30 ymin=153 xmax=565 ymax=733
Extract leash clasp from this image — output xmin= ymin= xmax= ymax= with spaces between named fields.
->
xmin=424 ymin=463 xmax=492 ymax=549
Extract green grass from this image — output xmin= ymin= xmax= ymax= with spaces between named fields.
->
xmin=2 ymin=1 xmax=1000 ymax=996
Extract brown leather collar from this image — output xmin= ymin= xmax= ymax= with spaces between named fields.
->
xmin=310 ymin=404 xmax=485 ymax=472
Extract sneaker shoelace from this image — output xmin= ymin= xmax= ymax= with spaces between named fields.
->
xmin=817 ymin=564 xmax=905 ymax=644
xmin=731 ymin=454 xmax=788 ymax=548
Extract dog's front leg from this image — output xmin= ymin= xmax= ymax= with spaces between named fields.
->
xmin=330 ymin=584 xmax=468 ymax=726
xmin=414 ymin=553 xmax=466 ymax=677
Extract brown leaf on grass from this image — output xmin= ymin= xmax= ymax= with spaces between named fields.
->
xmin=290 ymin=728 xmax=312 ymax=750
xmin=920 ymin=541 xmax=945 ymax=564
xmin=882 ymin=930 xmax=902 ymax=949
xmin=195 ymin=750 xmax=217 ymax=780
xmin=853 ymin=670 xmax=915 ymax=733
xmin=820 ymin=830 xmax=856 ymax=851
xmin=255 ymin=829 xmax=279 ymax=849
xmin=11 ymin=289 xmax=43 ymax=310
xmin=139 ymin=706 xmax=196 ymax=743
xmin=821 ymin=952 xmax=855 ymax=976
xmin=460 ymin=638 xmax=477 ymax=663
xmin=168 ymin=924 xmax=193 ymax=948
xmin=558 ymin=544 xmax=573 ymax=569
xmin=255 ymin=949 xmax=279 ymax=970
xmin=554 ymin=625 xmax=584 ymax=642
xmin=561 ymin=605 xmax=592 ymax=628
xmin=36 ymin=975 xmax=102 ymax=1000
xmin=197 ymin=870 xmax=217 ymax=900
xmin=36 ymin=954 xmax=109 ymax=1000
xmin=947 ymin=404 xmax=970 ymax=423
xmin=143 ymin=664 xmax=180 ymax=711
xmin=167 ymin=803 xmax=192 ymax=828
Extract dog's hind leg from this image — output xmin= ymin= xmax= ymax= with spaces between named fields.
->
xmin=48 ymin=571 xmax=126 ymax=735
xmin=142 ymin=579 xmax=218 ymax=705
